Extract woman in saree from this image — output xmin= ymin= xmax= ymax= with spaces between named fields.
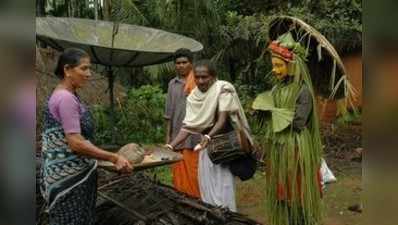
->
xmin=40 ymin=48 xmax=132 ymax=225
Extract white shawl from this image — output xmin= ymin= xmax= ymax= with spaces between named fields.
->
xmin=183 ymin=80 xmax=253 ymax=144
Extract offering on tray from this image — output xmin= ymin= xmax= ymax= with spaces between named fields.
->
xmin=118 ymin=143 xmax=146 ymax=163
xmin=98 ymin=144 xmax=182 ymax=171
xmin=143 ymin=153 xmax=158 ymax=163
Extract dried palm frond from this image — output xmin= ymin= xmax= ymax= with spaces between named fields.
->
xmin=269 ymin=16 xmax=357 ymax=104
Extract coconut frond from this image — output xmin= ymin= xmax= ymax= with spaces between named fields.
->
xmin=111 ymin=0 xmax=149 ymax=25
xmin=269 ymin=16 xmax=357 ymax=103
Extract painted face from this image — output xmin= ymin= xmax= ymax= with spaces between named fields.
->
xmin=175 ymin=56 xmax=192 ymax=77
xmin=65 ymin=57 xmax=92 ymax=89
xmin=194 ymin=65 xmax=215 ymax=92
xmin=271 ymin=57 xmax=289 ymax=80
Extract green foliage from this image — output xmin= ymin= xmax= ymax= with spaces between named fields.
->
xmin=92 ymin=85 xmax=166 ymax=145
xmin=145 ymin=165 xmax=173 ymax=186
xmin=91 ymin=104 xmax=115 ymax=144
xmin=41 ymin=0 xmax=362 ymax=150
xmin=111 ymin=0 xmax=150 ymax=25
xmin=279 ymin=0 xmax=362 ymax=54
xmin=214 ymin=13 xmax=272 ymax=85
xmin=40 ymin=0 xmax=361 ymax=88
xmin=336 ymin=109 xmax=361 ymax=125
xmin=144 ymin=62 xmax=176 ymax=92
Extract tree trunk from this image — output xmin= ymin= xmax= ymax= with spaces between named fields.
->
xmin=65 ymin=0 xmax=70 ymax=17
xmin=229 ymin=60 xmax=237 ymax=82
xmin=106 ymin=67 xmax=117 ymax=143
xmin=94 ymin=0 xmax=98 ymax=20
xmin=80 ymin=0 xmax=85 ymax=17
xmin=52 ymin=0 xmax=57 ymax=15
xmin=103 ymin=0 xmax=112 ymax=21
xmin=72 ymin=0 xmax=78 ymax=17
xmin=69 ymin=0 xmax=77 ymax=17
xmin=36 ymin=0 xmax=46 ymax=16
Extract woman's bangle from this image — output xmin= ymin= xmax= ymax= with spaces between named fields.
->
xmin=165 ymin=144 xmax=174 ymax=150
xmin=204 ymin=134 xmax=211 ymax=141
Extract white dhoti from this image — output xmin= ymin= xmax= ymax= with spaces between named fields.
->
xmin=198 ymin=149 xmax=236 ymax=212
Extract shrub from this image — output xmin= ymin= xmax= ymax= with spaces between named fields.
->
xmin=92 ymin=85 xmax=166 ymax=145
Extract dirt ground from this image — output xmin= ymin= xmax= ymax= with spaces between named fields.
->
xmin=236 ymin=123 xmax=362 ymax=225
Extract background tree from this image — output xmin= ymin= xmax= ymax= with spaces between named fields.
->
xmin=36 ymin=0 xmax=46 ymax=16
xmin=37 ymin=0 xmax=362 ymax=144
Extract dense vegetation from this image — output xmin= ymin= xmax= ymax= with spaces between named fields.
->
xmin=36 ymin=0 xmax=362 ymax=145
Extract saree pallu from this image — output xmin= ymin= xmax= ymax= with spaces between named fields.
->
xmin=48 ymin=171 xmax=97 ymax=225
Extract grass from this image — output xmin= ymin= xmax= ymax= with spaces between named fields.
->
xmin=235 ymin=164 xmax=362 ymax=225
xmin=236 ymin=172 xmax=268 ymax=224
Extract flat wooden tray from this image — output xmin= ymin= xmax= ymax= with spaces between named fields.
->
xmin=98 ymin=145 xmax=182 ymax=172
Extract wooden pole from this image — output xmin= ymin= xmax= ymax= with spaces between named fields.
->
xmin=107 ymin=66 xmax=117 ymax=143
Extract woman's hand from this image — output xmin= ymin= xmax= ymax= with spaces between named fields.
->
xmin=165 ymin=144 xmax=174 ymax=151
xmin=112 ymin=154 xmax=133 ymax=173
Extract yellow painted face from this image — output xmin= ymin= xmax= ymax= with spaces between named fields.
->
xmin=271 ymin=57 xmax=289 ymax=80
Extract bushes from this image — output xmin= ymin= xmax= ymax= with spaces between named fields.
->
xmin=91 ymin=82 xmax=269 ymax=148
xmin=92 ymin=85 xmax=166 ymax=145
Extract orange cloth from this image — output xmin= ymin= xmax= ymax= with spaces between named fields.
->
xmin=276 ymin=168 xmax=323 ymax=201
xmin=183 ymin=70 xmax=196 ymax=95
xmin=172 ymin=149 xmax=200 ymax=198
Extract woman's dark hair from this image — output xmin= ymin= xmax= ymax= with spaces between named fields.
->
xmin=193 ymin=59 xmax=216 ymax=77
xmin=54 ymin=48 xmax=89 ymax=79
xmin=174 ymin=48 xmax=193 ymax=62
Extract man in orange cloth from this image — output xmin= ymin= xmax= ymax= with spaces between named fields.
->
xmin=164 ymin=48 xmax=200 ymax=198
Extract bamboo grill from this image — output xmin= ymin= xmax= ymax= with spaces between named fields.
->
xmin=95 ymin=170 xmax=262 ymax=225
xmin=36 ymin=169 xmax=262 ymax=225
xmin=36 ymin=144 xmax=261 ymax=225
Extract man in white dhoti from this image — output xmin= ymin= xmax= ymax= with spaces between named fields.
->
xmin=166 ymin=59 xmax=253 ymax=212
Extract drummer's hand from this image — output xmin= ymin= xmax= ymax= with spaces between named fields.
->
xmin=194 ymin=135 xmax=210 ymax=151
xmin=113 ymin=154 xmax=133 ymax=173
xmin=193 ymin=143 xmax=203 ymax=151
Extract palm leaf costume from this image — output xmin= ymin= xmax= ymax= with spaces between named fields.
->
xmin=253 ymin=32 xmax=324 ymax=225
xmin=253 ymin=16 xmax=356 ymax=225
